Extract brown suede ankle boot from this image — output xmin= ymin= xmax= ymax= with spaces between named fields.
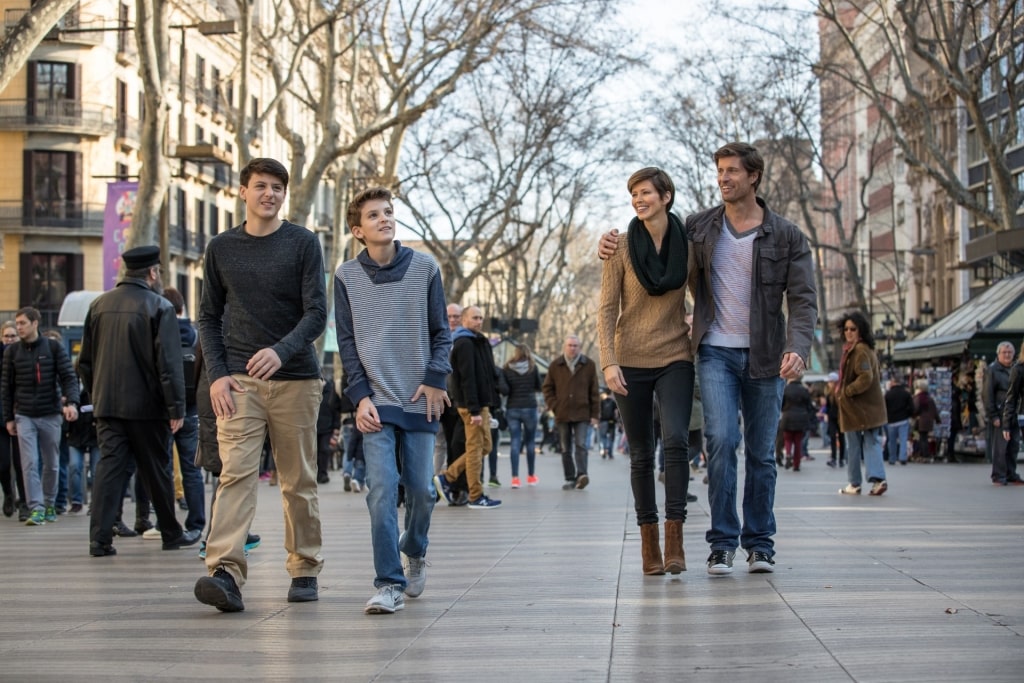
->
xmin=663 ymin=519 xmax=686 ymax=574
xmin=640 ymin=523 xmax=665 ymax=575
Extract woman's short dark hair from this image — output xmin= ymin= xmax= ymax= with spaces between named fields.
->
xmin=838 ymin=311 xmax=875 ymax=349
xmin=627 ymin=167 xmax=675 ymax=212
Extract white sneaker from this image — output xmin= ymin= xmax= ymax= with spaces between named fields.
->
xmin=403 ymin=556 xmax=428 ymax=598
xmin=142 ymin=528 xmax=162 ymax=540
xmin=365 ymin=584 xmax=405 ymax=614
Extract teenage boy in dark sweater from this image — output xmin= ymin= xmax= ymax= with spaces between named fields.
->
xmin=193 ymin=158 xmax=327 ymax=612
xmin=335 ymin=187 xmax=451 ymax=615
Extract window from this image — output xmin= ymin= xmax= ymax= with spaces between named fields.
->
xmin=23 ymin=150 xmax=81 ymax=218
xmin=195 ymin=198 xmax=206 ymax=236
xmin=19 ymin=253 xmax=82 ymax=317
xmin=210 ymin=203 xmax=219 ymax=235
xmin=32 ymin=61 xmax=70 ymax=100
xmin=211 ymin=67 xmax=221 ymax=113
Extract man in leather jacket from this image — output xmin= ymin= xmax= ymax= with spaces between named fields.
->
xmin=78 ymin=245 xmax=199 ymax=557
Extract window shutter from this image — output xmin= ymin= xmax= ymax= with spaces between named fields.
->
xmin=19 ymin=252 xmax=32 ymax=307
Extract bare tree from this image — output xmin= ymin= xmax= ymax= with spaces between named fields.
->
xmin=394 ymin=13 xmax=624 ymax=353
xmin=0 ymin=0 xmax=80 ymax=95
xmin=130 ymin=0 xmax=171 ymax=253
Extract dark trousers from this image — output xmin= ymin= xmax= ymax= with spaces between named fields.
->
xmin=614 ymin=361 xmax=694 ymax=524
xmin=316 ymin=431 xmax=334 ymax=478
xmin=90 ymin=418 xmax=183 ymax=546
xmin=558 ymin=422 xmax=590 ymax=483
xmin=992 ymin=427 xmax=1021 ymax=483
xmin=0 ymin=429 xmax=16 ymax=502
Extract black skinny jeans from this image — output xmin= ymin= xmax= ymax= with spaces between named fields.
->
xmin=615 ymin=361 xmax=694 ymax=525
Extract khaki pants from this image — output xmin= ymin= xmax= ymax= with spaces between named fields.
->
xmin=204 ymin=375 xmax=324 ymax=586
xmin=445 ymin=407 xmax=492 ymax=502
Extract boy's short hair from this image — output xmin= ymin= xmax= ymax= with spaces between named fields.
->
xmin=347 ymin=187 xmax=394 ymax=242
xmin=240 ymin=158 xmax=289 ymax=189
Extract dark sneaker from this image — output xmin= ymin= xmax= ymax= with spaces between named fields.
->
xmin=404 ymin=556 xmax=428 ymax=598
xmin=343 ymin=472 xmax=352 ymax=491
xmin=707 ymin=549 xmax=735 ymax=575
xmin=163 ymin=528 xmax=202 ymax=550
xmin=134 ymin=519 xmax=154 ymax=534
xmin=316 ymin=472 xmax=330 ymax=484
xmin=450 ymin=490 xmax=469 ymax=507
xmin=2 ymin=497 xmax=12 ymax=518
xmin=113 ymin=521 xmax=138 ymax=537
xmin=198 ymin=540 xmax=207 ymax=559
xmin=562 ymin=481 xmax=576 ymax=490
xmin=433 ymin=474 xmax=453 ymax=504
xmin=89 ymin=542 xmax=117 ymax=557
xmin=869 ymin=480 xmax=888 ymax=496
xmin=18 ymin=503 xmax=29 ymax=523
xmin=244 ymin=533 xmax=261 ymax=554
xmin=69 ymin=503 xmax=83 ymax=514
xmin=686 ymin=493 xmax=698 ymax=502
xmin=487 ymin=477 xmax=501 ymax=488
xmin=575 ymin=474 xmax=589 ymax=490
xmin=365 ymin=584 xmax=405 ymax=614
xmin=287 ymin=576 xmax=319 ymax=602
xmin=747 ymin=551 xmax=775 ymax=573
xmin=195 ymin=568 xmax=244 ymax=612
xmin=468 ymin=495 xmax=502 ymax=509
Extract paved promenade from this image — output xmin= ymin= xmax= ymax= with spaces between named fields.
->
xmin=1 ymin=444 xmax=1021 ymax=682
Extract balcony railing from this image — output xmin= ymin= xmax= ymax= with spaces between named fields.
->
xmin=116 ymin=115 xmax=141 ymax=148
xmin=169 ymin=224 xmax=206 ymax=257
xmin=0 ymin=99 xmax=115 ymax=136
xmin=0 ymin=200 xmax=105 ymax=231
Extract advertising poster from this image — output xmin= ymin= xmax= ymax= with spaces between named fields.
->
xmin=103 ymin=181 xmax=138 ymax=290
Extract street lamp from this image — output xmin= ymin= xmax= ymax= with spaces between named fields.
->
xmin=920 ymin=301 xmax=935 ymax=327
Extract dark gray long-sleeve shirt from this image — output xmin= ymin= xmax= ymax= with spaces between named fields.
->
xmin=199 ymin=221 xmax=327 ymax=382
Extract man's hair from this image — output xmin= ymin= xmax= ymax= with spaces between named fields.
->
xmin=713 ymin=142 xmax=765 ymax=192
xmin=838 ymin=311 xmax=875 ymax=350
xmin=125 ymin=265 xmax=155 ymax=280
xmin=15 ymin=306 xmax=40 ymax=323
xmin=997 ymin=341 xmax=1014 ymax=354
xmin=347 ymin=187 xmax=394 ymax=235
xmin=626 ymin=167 xmax=675 ymax=212
xmin=240 ymin=157 xmax=289 ymax=189
xmin=163 ymin=287 xmax=185 ymax=315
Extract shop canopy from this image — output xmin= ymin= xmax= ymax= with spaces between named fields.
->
xmin=892 ymin=272 xmax=1024 ymax=363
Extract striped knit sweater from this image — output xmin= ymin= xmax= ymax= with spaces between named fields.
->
xmin=334 ymin=244 xmax=451 ymax=433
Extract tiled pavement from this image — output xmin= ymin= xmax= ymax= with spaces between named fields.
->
xmin=1 ymin=445 xmax=1021 ymax=682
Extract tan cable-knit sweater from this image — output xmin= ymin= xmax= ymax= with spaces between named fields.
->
xmin=598 ymin=234 xmax=693 ymax=372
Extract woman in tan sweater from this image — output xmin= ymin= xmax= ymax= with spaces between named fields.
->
xmin=598 ymin=167 xmax=695 ymax=576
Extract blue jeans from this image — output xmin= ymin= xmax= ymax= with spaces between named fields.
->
xmin=698 ymin=346 xmax=783 ymax=555
xmin=68 ymin=445 xmax=93 ymax=506
xmin=599 ymin=421 xmax=616 ymax=456
xmin=558 ymin=422 xmax=589 ymax=482
xmin=506 ymin=407 xmax=538 ymax=478
xmin=615 ymin=362 xmax=694 ymax=525
xmin=885 ymin=420 xmax=910 ymax=464
xmin=343 ymin=430 xmax=366 ymax=484
xmin=845 ymin=428 xmax=886 ymax=485
xmin=169 ymin=414 xmax=205 ymax=532
xmin=15 ymin=413 xmax=62 ymax=512
xmin=363 ymin=426 xmax=436 ymax=588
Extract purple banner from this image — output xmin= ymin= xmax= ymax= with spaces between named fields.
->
xmin=103 ymin=181 xmax=138 ymax=290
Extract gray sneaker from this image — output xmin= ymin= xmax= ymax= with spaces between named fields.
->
xmin=365 ymin=584 xmax=405 ymax=614
xmin=707 ymin=549 xmax=736 ymax=575
xmin=404 ymin=556 xmax=428 ymax=598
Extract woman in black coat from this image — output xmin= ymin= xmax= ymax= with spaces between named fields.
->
xmin=780 ymin=378 xmax=815 ymax=471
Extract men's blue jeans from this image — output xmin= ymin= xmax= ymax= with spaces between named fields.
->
xmin=845 ymin=428 xmax=886 ymax=485
xmin=15 ymin=414 xmax=62 ymax=512
xmin=885 ymin=420 xmax=910 ymax=464
xmin=698 ymin=346 xmax=783 ymax=555
xmin=362 ymin=426 xmax=436 ymax=589
xmin=67 ymin=445 xmax=93 ymax=506
xmin=506 ymin=407 xmax=538 ymax=478
xmin=169 ymin=414 xmax=205 ymax=532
